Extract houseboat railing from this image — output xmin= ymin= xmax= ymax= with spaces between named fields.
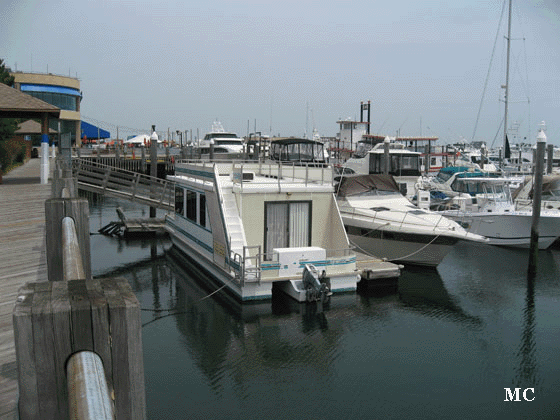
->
xmin=231 ymin=246 xmax=356 ymax=285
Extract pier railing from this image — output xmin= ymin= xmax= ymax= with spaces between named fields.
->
xmin=13 ymin=158 xmax=146 ymax=420
xmin=72 ymin=157 xmax=174 ymax=210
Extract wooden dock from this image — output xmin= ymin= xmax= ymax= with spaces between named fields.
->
xmin=0 ymin=158 xmax=52 ymax=419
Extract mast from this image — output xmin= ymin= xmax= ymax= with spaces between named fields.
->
xmin=502 ymin=0 xmax=512 ymax=168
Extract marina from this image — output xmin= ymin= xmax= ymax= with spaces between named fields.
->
xmin=2 ymin=152 xmax=560 ymax=419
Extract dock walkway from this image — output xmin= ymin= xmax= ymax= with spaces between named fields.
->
xmin=0 ymin=158 xmax=52 ymax=420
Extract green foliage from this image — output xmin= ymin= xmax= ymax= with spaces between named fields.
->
xmin=0 ymin=58 xmax=21 ymax=172
xmin=0 ymin=58 xmax=15 ymax=87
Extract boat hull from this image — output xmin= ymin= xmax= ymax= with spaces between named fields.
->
xmin=346 ymin=229 xmax=459 ymax=267
xmin=441 ymin=212 xmax=560 ymax=249
xmin=167 ymin=223 xmax=274 ymax=301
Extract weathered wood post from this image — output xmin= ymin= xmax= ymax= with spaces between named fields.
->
xmin=13 ymin=278 xmax=146 ymax=420
xmin=45 ymin=197 xmax=92 ymax=281
xmin=528 ymin=128 xmax=546 ymax=277
xmin=140 ymin=146 xmax=146 ymax=173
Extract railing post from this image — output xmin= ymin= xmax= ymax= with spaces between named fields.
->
xmin=45 ymin=198 xmax=92 ymax=281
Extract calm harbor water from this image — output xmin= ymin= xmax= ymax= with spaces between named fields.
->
xmin=88 ymin=194 xmax=560 ymax=420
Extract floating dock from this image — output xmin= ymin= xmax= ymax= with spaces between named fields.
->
xmin=355 ymin=252 xmax=402 ymax=286
xmin=99 ymin=207 xmax=166 ymax=237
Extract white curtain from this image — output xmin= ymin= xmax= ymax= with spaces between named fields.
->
xmin=289 ymin=202 xmax=309 ymax=248
xmin=266 ymin=203 xmax=288 ymax=253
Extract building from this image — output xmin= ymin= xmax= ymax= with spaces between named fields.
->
xmin=13 ymin=120 xmax=58 ymax=158
xmin=10 ymin=71 xmax=82 ymax=146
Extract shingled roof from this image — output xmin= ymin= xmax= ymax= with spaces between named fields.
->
xmin=0 ymin=82 xmax=60 ymax=119
xmin=15 ymin=119 xmax=58 ymax=134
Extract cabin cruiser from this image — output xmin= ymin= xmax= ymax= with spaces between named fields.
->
xmin=195 ymin=120 xmax=245 ymax=158
xmin=341 ymin=139 xmax=422 ymax=199
xmin=416 ymin=166 xmax=523 ymax=206
xmin=335 ymin=174 xmax=487 ymax=267
xmin=433 ymin=177 xmax=560 ymax=249
xmin=165 ymin=161 xmax=370 ymax=303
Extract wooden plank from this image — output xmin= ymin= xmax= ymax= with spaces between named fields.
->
xmin=12 ymin=284 xmax=39 ymax=420
xmin=68 ymin=280 xmax=94 ymax=351
xmin=51 ymin=280 xmax=71 ymax=419
xmin=102 ymin=278 xmax=132 ymax=419
xmin=85 ymin=279 xmax=113 ymax=389
xmin=115 ymin=278 xmax=146 ymax=420
xmin=31 ymin=282 xmax=58 ymax=418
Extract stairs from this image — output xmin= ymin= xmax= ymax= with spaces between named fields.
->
xmin=220 ymin=188 xmax=246 ymax=255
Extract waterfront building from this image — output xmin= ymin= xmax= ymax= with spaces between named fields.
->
xmin=10 ymin=71 xmax=83 ymax=146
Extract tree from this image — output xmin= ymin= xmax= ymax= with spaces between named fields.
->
xmin=0 ymin=59 xmax=20 ymax=171
xmin=0 ymin=59 xmax=15 ymax=87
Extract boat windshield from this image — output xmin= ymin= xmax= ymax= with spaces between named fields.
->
xmin=355 ymin=189 xmax=400 ymax=197
xmin=454 ymin=180 xmax=512 ymax=201
xmin=215 ymin=139 xmax=243 ymax=145
xmin=204 ymin=133 xmax=241 ymax=140
xmin=433 ymin=171 xmax=454 ymax=183
xmin=353 ymin=142 xmax=374 ymax=158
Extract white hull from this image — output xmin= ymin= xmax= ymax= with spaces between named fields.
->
xmin=347 ymin=231 xmax=457 ymax=267
xmin=440 ymin=211 xmax=560 ymax=249
xmin=167 ymin=223 xmax=274 ymax=301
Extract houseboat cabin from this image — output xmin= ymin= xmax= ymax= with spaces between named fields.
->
xmin=165 ymin=161 xmax=360 ymax=302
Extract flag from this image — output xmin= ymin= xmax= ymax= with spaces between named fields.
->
xmin=505 ymin=135 xmax=511 ymax=159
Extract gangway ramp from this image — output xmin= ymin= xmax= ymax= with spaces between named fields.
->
xmin=72 ymin=158 xmax=174 ymax=210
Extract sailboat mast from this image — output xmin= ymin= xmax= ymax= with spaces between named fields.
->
xmin=502 ymin=0 xmax=512 ymax=167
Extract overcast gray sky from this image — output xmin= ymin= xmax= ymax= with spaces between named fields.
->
xmin=3 ymin=0 xmax=560 ymax=145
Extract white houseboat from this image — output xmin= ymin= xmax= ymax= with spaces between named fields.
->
xmin=165 ymin=161 xmax=367 ymax=302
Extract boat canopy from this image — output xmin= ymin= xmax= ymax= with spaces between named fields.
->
xmin=269 ymin=137 xmax=326 ymax=163
xmin=335 ymin=174 xmax=400 ymax=197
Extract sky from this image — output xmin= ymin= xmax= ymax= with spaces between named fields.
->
xmin=2 ymin=0 xmax=560 ymax=145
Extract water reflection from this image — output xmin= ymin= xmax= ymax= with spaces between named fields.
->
xmin=87 ymin=193 xmax=560 ymax=419
xmin=513 ymin=272 xmax=540 ymax=389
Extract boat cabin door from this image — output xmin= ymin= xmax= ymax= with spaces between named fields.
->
xmin=265 ymin=202 xmax=311 ymax=257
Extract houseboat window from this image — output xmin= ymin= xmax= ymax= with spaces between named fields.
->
xmin=186 ymin=190 xmax=197 ymax=222
xmin=199 ymin=194 xmax=206 ymax=227
xmin=175 ymin=187 xmax=184 ymax=215
xmin=264 ymin=201 xmax=311 ymax=256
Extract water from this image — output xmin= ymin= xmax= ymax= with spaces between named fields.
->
xmin=88 ymin=194 xmax=560 ymax=420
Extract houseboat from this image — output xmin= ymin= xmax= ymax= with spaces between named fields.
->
xmin=165 ymin=161 xmax=365 ymax=302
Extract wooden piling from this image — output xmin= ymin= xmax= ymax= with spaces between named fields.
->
xmin=528 ymin=129 xmax=547 ymax=277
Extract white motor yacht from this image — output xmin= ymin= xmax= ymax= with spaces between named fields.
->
xmin=335 ymin=174 xmax=487 ymax=267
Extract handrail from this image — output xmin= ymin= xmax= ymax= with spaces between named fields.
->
xmin=67 ymin=351 xmax=114 ymax=420
xmin=72 ymin=158 xmax=174 ymax=210
xmin=62 ymin=217 xmax=86 ymax=281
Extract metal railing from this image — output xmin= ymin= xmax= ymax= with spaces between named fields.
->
xmin=67 ymin=351 xmax=114 ymax=420
xmin=72 ymin=158 xmax=174 ymax=210
xmin=338 ymin=204 xmax=450 ymax=232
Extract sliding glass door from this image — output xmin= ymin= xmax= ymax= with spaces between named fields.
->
xmin=265 ymin=201 xmax=311 ymax=255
